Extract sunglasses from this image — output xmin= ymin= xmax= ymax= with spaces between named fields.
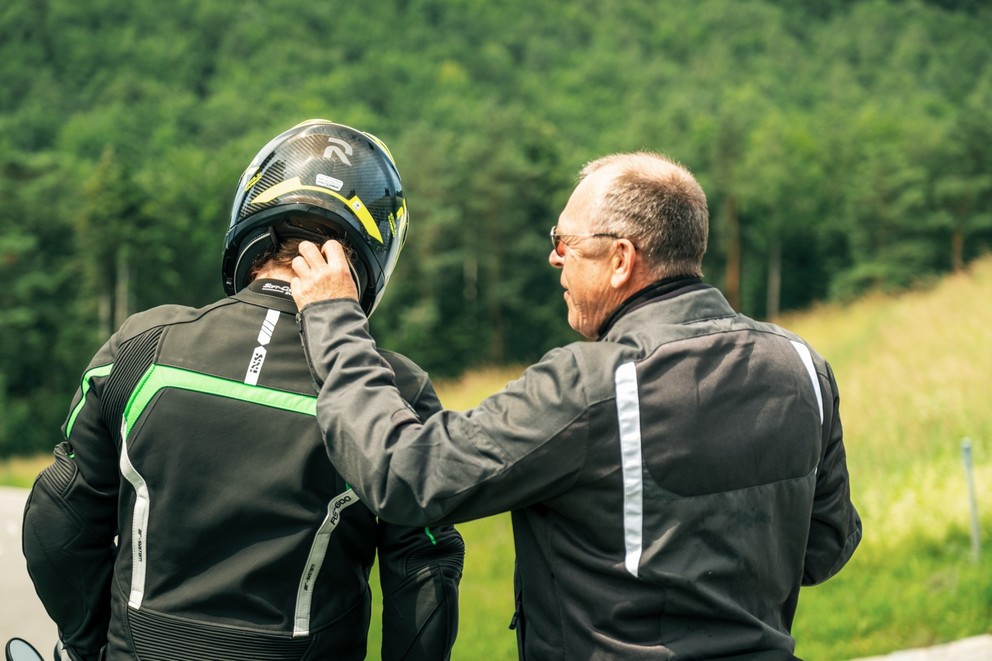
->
xmin=549 ymin=225 xmax=622 ymax=257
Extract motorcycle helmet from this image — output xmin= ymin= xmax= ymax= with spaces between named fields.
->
xmin=223 ymin=119 xmax=409 ymax=315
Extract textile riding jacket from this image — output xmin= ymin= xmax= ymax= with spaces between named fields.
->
xmin=299 ymin=279 xmax=861 ymax=661
xmin=23 ymin=279 xmax=463 ymax=661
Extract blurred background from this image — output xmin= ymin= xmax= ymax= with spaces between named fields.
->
xmin=1 ymin=1 xmax=990 ymax=659
xmin=3 ymin=0 xmax=991 ymax=452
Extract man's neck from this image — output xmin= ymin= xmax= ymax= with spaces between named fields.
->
xmin=597 ymin=275 xmax=707 ymax=338
xmin=253 ymin=265 xmax=295 ymax=282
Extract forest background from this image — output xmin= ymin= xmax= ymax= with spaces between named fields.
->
xmin=1 ymin=1 xmax=991 ymax=659
xmin=1 ymin=0 xmax=991 ymax=455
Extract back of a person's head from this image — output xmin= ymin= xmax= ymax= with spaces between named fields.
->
xmin=582 ymin=152 xmax=708 ymax=278
xmin=247 ymin=219 xmax=359 ymax=284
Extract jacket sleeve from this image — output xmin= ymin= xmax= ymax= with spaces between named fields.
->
xmin=802 ymin=360 xmax=862 ymax=585
xmin=300 ymin=299 xmax=590 ymax=526
xmin=22 ymin=338 xmax=121 ymax=659
xmin=376 ymin=522 xmax=464 ymax=661
xmin=371 ymin=359 xmax=464 ymax=660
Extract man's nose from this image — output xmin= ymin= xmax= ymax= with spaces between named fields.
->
xmin=548 ymin=248 xmax=564 ymax=269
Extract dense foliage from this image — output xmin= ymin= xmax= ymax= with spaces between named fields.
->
xmin=2 ymin=0 xmax=991 ymax=455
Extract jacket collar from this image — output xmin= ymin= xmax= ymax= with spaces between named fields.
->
xmin=597 ymin=276 xmax=706 ymax=338
xmin=232 ymin=279 xmax=298 ymax=314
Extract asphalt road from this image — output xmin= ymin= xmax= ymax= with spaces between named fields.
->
xmin=0 ymin=487 xmax=58 ymax=653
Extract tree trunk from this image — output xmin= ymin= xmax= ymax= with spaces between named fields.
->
xmin=98 ymin=293 xmax=111 ymax=339
xmin=766 ymin=237 xmax=781 ymax=319
xmin=114 ymin=250 xmax=129 ymax=330
xmin=952 ymin=223 xmax=964 ymax=272
xmin=482 ymin=212 xmax=503 ymax=365
xmin=723 ymin=194 xmax=741 ymax=310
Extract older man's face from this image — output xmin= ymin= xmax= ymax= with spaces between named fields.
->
xmin=548 ymin=172 xmax=626 ymax=339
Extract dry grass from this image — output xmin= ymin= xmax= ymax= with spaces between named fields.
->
xmin=434 ymin=365 xmax=527 ymax=411
xmin=0 ymin=453 xmax=49 ymax=488
xmin=778 ymin=258 xmax=992 ymax=552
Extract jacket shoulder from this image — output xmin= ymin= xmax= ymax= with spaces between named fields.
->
xmin=377 ymin=348 xmax=427 ymax=379
xmin=115 ymin=299 xmax=233 ymax=343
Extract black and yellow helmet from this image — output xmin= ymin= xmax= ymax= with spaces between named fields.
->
xmin=222 ymin=119 xmax=409 ymax=315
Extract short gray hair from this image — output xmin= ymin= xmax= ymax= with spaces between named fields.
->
xmin=580 ymin=152 xmax=708 ymax=278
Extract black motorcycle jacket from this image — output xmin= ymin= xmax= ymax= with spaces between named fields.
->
xmin=299 ymin=283 xmax=861 ymax=660
xmin=23 ymin=279 xmax=463 ymax=661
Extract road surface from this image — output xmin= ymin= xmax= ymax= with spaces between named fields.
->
xmin=0 ymin=487 xmax=58 ymax=652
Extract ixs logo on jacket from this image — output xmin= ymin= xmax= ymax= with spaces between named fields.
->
xmin=245 ymin=309 xmax=281 ymax=385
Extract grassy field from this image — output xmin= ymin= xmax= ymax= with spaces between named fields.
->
xmin=0 ymin=454 xmax=49 ymax=489
xmin=779 ymin=258 xmax=992 ymax=659
xmin=4 ymin=258 xmax=991 ymax=660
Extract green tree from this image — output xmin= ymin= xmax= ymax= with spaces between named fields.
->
xmin=3 ymin=0 xmax=992 ymax=453
xmin=373 ymin=103 xmax=573 ymax=376
xmin=931 ymin=89 xmax=992 ymax=271
xmin=0 ymin=150 xmax=87 ymax=455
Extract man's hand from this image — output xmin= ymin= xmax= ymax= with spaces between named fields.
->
xmin=291 ymin=240 xmax=359 ymax=310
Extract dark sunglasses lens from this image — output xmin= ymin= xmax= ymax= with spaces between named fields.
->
xmin=550 ymin=227 xmax=565 ymax=256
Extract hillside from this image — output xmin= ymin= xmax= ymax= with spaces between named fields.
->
xmin=3 ymin=0 xmax=992 ymax=456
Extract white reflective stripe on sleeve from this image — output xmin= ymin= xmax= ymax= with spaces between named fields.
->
xmin=293 ymin=488 xmax=361 ymax=637
xmin=790 ymin=340 xmax=824 ymax=424
xmin=119 ymin=418 xmax=150 ymax=609
xmin=614 ymin=361 xmax=643 ymax=577
xmin=244 ymin=309 xmax=281 ymax=385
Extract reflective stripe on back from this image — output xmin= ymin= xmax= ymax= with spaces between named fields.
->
xmin=118 ymin=363 xmax=317 ymax=610
xmin=789 ymin=340 xmax=824 ymax=424
xmin=120 ymin=416 xmax=151 ymax=609
xmin=614 ymin=361 xmax=643 ymax=577
xmin=245 ymin=309 xmax=282 ymax=385
xmin=293 ymin=488 xmax=360 ymax=636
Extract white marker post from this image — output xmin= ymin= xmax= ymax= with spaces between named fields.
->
xmin=962 ymin=438 xmax=981 ymax=563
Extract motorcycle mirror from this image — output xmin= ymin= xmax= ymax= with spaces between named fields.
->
xmin=4 ymin=638 xmax=43 ymax=661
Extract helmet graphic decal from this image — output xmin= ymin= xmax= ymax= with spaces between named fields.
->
xmin=323 ymin=138 xmax=353 ymax=165
xmin=243 ymin=170 xmax=264 ymax=192
xmin=248 ymin=177 xmax=383 ymax=243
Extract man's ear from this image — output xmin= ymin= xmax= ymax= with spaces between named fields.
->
xmin=609 ymin=239 xmax=637 ymax=288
